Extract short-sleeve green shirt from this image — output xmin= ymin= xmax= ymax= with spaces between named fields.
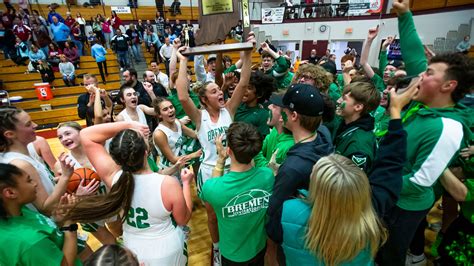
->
xmin=200 ymin=167 xmax=275 ymax=262
xmin=234 ymin=103 xmax=270 ymax=137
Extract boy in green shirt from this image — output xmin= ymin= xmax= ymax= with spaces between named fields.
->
xmin=254 ymin=93 xmax=295 ymax=172
xmin=376 ymin=0 xmax=474 ymax=264
xmin=334 ymin=81 xmax=380 ymax=172
xmin=200 ymin=122 xmax=275 ymax=264
xmin=234 ymin=71 xmax=276 ymax=137
xmin=260 ymin=42 xmax=293 ymax=91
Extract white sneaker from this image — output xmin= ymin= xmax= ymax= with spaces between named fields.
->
xmin=120 ymin=67 xmax=124 ymax=71
xmin=213 ymin=247 xmax=221 ymax=266
xmin=405 ymin=252 xmax=427 ymax=266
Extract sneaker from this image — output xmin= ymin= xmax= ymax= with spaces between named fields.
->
xmin=212 ymin=247 xmax=221 ymax=266
xmin=405 ymin=252 xmax=427 ymax=266
xmin=120 ymin=67 xmax=124 ymax=71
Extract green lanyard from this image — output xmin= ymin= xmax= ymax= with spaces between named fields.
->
xmin=375 ymin=103 xmax=424 ymax=137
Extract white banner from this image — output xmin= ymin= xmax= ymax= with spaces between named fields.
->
xmin=348 ymin=0 xmax=383 ymax=15
xmin=111 ymin=6 xmax=131 ymax=14
xmin=261 ymin=7 xmax=285 ymax=24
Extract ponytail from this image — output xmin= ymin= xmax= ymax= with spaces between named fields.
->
xmin=0 ymin=163 xmax=23 ymax=220
xmin=66 ymin=129 xmax=146 ymax=223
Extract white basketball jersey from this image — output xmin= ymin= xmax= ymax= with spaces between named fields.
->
xmin=0 ymin=151 xmax=55 ymax=212
xmin=153 ymin=120 xmax=185 ymax=168
xmin=197 ymin=108 xmax=232 ymax=166
xmin=119 ymin=106 xmax=148 ymax=126
xmin=112 ymin=171 xmax=186 ymax=265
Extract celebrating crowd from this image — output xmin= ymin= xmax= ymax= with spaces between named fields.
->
xmin=0 ymin=0 xmax=473 ymax=265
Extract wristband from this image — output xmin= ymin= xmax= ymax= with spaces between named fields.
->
xmin=60 ymin=224 xmax=78 ymax=232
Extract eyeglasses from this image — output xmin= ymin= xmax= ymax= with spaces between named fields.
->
xmin=299 ymin=74 xmax=314 ymax=81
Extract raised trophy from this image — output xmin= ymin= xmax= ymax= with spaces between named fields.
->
xmin=182 ymin=0 xmax=253 ymax=55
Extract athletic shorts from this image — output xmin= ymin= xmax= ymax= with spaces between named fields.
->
xmin=197 ymin=163 xmax=229 ymax=195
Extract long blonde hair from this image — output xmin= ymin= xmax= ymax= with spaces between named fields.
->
xmin=305 ymin=154 xmax=387 ymax=266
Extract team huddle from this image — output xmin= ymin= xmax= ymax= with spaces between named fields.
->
xmin=0 ymin=0 xmax=473 ymax=265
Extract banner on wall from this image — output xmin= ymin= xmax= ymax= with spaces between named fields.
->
xmin=261 ymin=7 xmax=285 ymax=24
xmin=348 ymin=0 xmax=384 ymax=15
xmin=111 ymin=6 xmax=131 ymax=14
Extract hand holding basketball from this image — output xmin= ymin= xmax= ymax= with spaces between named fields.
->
xmin=67 ymin=168 xmax=101 ymax=194
xmin=75 ymin=178 xmax=100 ymax=196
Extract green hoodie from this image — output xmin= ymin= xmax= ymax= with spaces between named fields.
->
xmin=254 ymin=127 xmax=294 ymax=167
xmin=264 ymin=56 xmax=294 ymax=91
xmin=398 ymin=102 xmax=473 ymax=211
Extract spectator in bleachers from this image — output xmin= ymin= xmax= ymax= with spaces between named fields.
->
xmin=172 ymin=19 xmax=183 ymax=37
xmin=1 ymin=9 xmax=15 ymax=29
xmin=155 ymin=11 xmax=165 ymax=37
xmin=170 ymin=0 xmax=181 ymax=16
xmin=136 ymin=19 xmax=146 ymax=39
xmin=78 ymin=74 xmax=108 ymax=126
xmin=159 ymin=37 xmax=172 ymax=76
xmin=110 ymin=29 xmax=131 ymax=71
xmin=145 ymin=19 xmax=154 ymax=33
xmin=64 ymin=12 xmax=76 ymax=29
xmin=91 ymin=37 xmax=108 ymax=84
xmin=63 ymin=41 xmax=80 ymax=68
xmin=1 ymin=24 xmax=16 ymax=59
xmin=150 ymin=61 xmax=169 ymax=89
xmin=28 ymin=44 xmax=46 ymax=71
xmin=47 ymin=42 xmax=62 ymax=70
xmin=164 ymin=18 xmax=172 ymax=30
xmin=59 ymin=54 xmax=76 ymax=86
xmin=37 ymin=59 xmax=55 ymax=85
xmin=47 ymin=5 xmax=64 ymax=24
xmin=50 ymin=16 xmax=70 ymax=50
xmin=91 ymin=17 xmax=105 ymax=45
xmin=71 ymin=22 xmax=84 ymax=56
xmin=126 ymin=23 xmax=142 ymax=63
xmin=31 ymin=10 xmax=48 ymax=28
xmin=144 ymin=27 xmax=161 ymax=63
xmin=101 ymin=19 xmax=112 ymax=49
xmin=31 ymin=22 xmax=51 ymax=56
xmin=12 ymin=36 xmax=29 ymax=66
xmin=17 ymin=8 xmax=30 ymax=26
xmin=12 ymin=17 xmax=31 ymax=43
xmin=164 ymin=26 xmax=177 ymax=43
xmin=76 ymin=12 xmax=87 ymax=42
xmin=143 ymin=70 xmax=168 ymax=97
xmin=110 ymin=11 xmax=122 ymax=35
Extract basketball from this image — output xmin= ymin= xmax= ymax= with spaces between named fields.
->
xmin=67 ymin=168 xmax=101 ymax=194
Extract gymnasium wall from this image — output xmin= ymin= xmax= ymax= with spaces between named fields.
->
xmin=11 ymin=0 xmax=199 ymax=7
xmin=255 ymin=9 xmax=473 ymax=66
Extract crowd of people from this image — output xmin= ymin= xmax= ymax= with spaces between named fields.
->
xmin=1 ymin=0 xmax=473 ymax=265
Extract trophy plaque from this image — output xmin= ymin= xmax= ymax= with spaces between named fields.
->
xmin=182 ymin=0 xmax=253 ymax=55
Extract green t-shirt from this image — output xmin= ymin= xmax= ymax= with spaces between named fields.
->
xmin=234 ymin=103 xmax=270 ymax=137
xmin=0 ymin=207 xmax=81 ymax=266
xmin=328 ymin=82 xmax=341 ymax=104
xmin=254 ymin=127 xmax=294 ymax=167
xmin=370 ymin=74 xmax=386 ymax=93
xmin=200 ymin=167 xmax=275 ymax=262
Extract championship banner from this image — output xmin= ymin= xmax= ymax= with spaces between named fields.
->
xmin=111 ymin=6 xmax=131 ymax=14
xmin=261 ymin=7 xmax=285 ymax=24
xmin=348 ymin=0 xmax=384 ymax=15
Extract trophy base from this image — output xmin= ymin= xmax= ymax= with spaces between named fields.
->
xmin=181 ymin=42 xmax=254 ymax=56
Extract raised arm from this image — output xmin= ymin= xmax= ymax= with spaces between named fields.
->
xmin=379 ymin=35 xmax=394 ymax=74
xmin=176 ymin=47 xmax=202 ymax=128
xmin=79 ymin=121 xmax=150 ymax=188
xmin=226 ymin=34 xmax=256 ymax=117
xmin=169 ymin=39 xmax=180 ymax=89
xmin=394 ymin=0 xmax=427 ymax=76
xmin=360 ymin=26 xmax=378 ymax=79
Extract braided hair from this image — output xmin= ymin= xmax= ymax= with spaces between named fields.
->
xmin=65 ymin=129 xmax=147 ymax=223
xmin=0 ymin=107 xmax=23 ymax=152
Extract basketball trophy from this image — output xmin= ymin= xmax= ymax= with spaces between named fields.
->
xmin=182 ymin=0 xmax=253 ymax=55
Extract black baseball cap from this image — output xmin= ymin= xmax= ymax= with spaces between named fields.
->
xmin=387 ymin=59 xmax=404 ymax=68
xmin=272 ymin=84 xmax=324 ymax=116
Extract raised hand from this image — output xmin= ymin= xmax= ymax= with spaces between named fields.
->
xmin=223 ymin=72 xmax=236 ymax=88
xmin=180 ymin=167 xmax=194 ymax=184
xmin=176 ymin=46 xmax=188 ymax=61
xmin=393 ymin=0 xmax=410 ymax=15
xmin=173 ymin=38 xmax=181 ymax=49
xmin=367 ymin=26 xmax=379 ymax=40
xmin=142 ymin=81 xmax=153 ymax=93
xmin=179 ymin=115 xmax=191 ymax=125
xmin=382 ymin=35 xmax=395 ymax=49
xmin=52 ymin=193 xmax=78 ymax=224
xmin=58 ymin=152 xmax=75 ymax=180
xmin=75 ymin=178 xmax=100 ymax=196
xmin=388 ymin=77 xmax=420 ymax=116
xmin=215 ymin=135 xmax=228 ymax=160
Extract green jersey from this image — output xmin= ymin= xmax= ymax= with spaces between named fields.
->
xmin=234 ymin=103 xmax=270 ymax=137
xmin=0 ymin=207 xmax=81 ymax=266
xmin=200 ymin=167 xmax=275 ymax=262
xmin=254 ymin=127 xmax=294 ymax=167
